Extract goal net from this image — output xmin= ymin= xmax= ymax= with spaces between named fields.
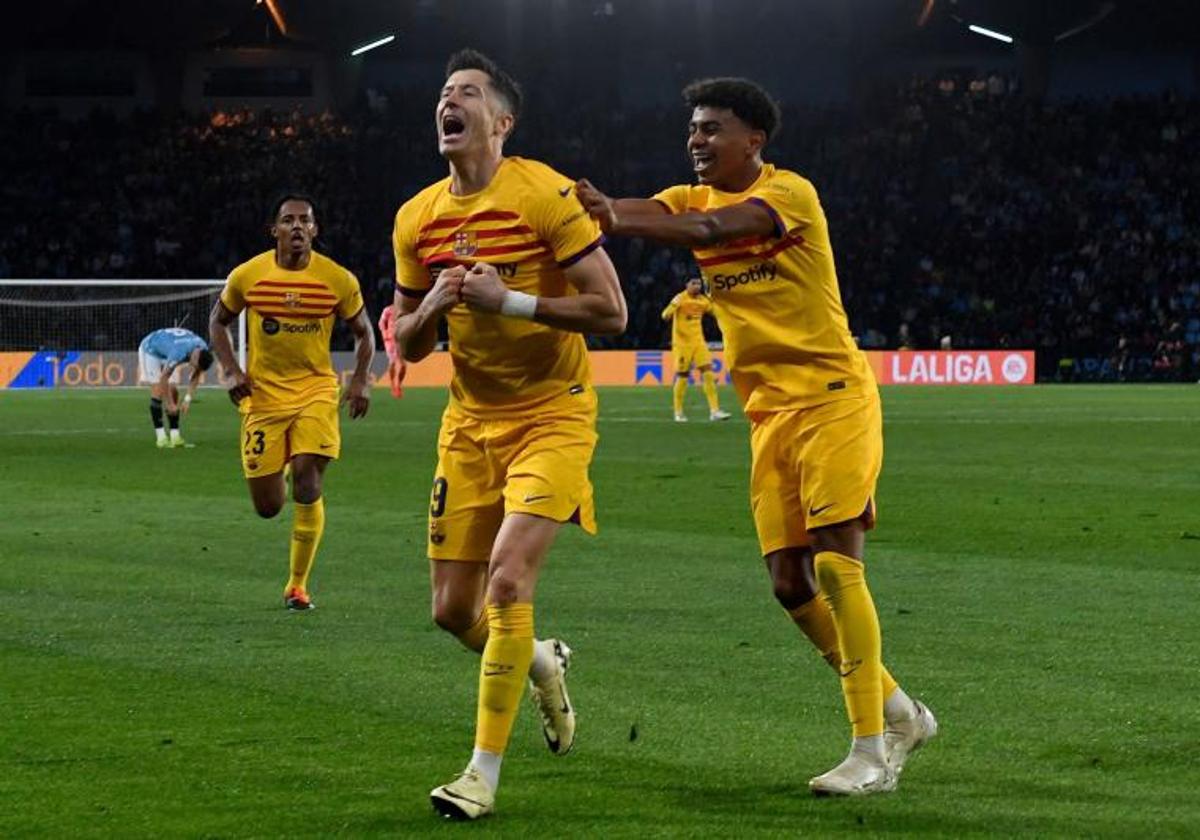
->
xmin=0 ymin=280 xmax=244 ymax=389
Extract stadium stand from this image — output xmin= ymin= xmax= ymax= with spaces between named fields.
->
xmin=2 ymin=78 xmax=1196 ymax=380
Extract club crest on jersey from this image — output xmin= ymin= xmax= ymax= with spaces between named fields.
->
xmin=452 ymin=231 xmax=478 ymax=258
xmin=284 ymin=291 xmax=302 ymax=308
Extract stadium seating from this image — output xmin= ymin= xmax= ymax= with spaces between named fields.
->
xmin=1 ymin=79 xmax=1195 ymax=380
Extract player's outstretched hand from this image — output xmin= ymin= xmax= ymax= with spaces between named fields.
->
xmin=423 ymin=265 xmax=467 ymax=317
xmin=575 ymin=178 xmax=617 ymax=233
xmin=227 ymin=371 xmax=253 ymax=406
xmin=461 ymin=263 xmax=507 ymax=314
xmin=341 ymin=375 xmax=370 ymax=419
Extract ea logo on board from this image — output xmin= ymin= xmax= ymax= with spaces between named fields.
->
xmin=262 ymin=317 xmax=281 ymax=335
xmin=1002 ymin=353 xmax=1028 ymax=383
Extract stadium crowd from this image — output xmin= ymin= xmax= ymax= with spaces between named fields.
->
xmin=1 ymin=77 xmax=1196 ymax=380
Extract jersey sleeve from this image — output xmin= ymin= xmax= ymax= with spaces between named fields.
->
xmin=527 ymin=170 xmax=604 ymax=268
xmin=651 ymin=184 xmax=691 ymax=214
xmin=393 ymin=204 xmax=431 ymax=298
xmin=745 ymin=172 xmax=820 ymax=239
xmin=337 ymin=269 xmax=365 ymax=320
xmin=220 ymin=265 xmax=248 ymax=314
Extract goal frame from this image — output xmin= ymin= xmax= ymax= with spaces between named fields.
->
xmin=0 ymin=279 xmax=246 ymax=372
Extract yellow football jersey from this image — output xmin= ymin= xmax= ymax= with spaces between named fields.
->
xmin=393 ymin=156 xmax=604 ymax=416
xmin=220 ymin=250 xmax=364 ymax=413
xmin=654 ymin=165 xmax=873 ymax=413
xmin=662 ymin=291 xmax=713 ymax=348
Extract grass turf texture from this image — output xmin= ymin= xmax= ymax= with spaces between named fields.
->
xmin=1 ymin=385 xmax=1198 ymax=838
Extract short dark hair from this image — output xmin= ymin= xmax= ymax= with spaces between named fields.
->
xmin=196 ymin=349 xmax=215 ymax=372
xmin=683 ymin=77 xmax=781 ymax=143
xmin=269 ymin=193 xmax=317 ymax=225
xmin=445 ymin=48 xmax=522 ymax=125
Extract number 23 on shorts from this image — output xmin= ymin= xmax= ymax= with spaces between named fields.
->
xmin=244 ymin=429 xmax=265 ymax=455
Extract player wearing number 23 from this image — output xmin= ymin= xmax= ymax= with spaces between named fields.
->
xmin=209 ymin=193 xmax=375 ymax=611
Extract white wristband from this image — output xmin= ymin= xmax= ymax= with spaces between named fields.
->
xmin=500 ymin=290 xmax=538 ymax=320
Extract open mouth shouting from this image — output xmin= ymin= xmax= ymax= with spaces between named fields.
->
xmin=440 ymin=111 xmax=467 ymax=145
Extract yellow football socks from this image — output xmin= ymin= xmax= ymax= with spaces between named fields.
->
xmin=702 ymin=369 xmax=719 ymax=412
xmin=814 ymin=551 xmax=885 ymax=737
xmin=475 ymin=603 xmax=535 ymax=754
xmin=286 ymin=497 xmax=325 ymax=593
xmin=673 ymin=377 xmax=687 ymax=415
xmin=788 ymin=594 xmax=900 ymax=704
xmin=788 ymin=596 xmax=842 ymax=669
xmin=881 ymin=663 xmax=898 ymax=701
xmin=457 ymin=610 xmax=489 ymax=653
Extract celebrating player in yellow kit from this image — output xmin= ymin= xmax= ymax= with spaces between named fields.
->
xmin=661 ymin=276 xmax=731 ymax=422
xmin=391 ymin=50 xmax=626 ymax=820
xmin=576 ymin=78 xmax=936 ymax=796
xmin=209 ymin=194 xmax=375 ymax=611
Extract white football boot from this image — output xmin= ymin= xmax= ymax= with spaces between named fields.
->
xmin=709 ymin=409 xmax=732 ymax=421
xmin=809 ymin=752 xmax=897 ymax=797
xmin=528 ymin=639 xmax=576 ymax=755
xmin=885 ymin=699 xmax=938 ymax=776
xmin=430 ymin=767 xmax=495 ymax=821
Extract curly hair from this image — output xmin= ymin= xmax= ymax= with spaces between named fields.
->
xmin=683 ymin=77 xmax=781 ymax=143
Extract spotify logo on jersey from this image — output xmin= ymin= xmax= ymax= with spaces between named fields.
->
xmin=261 ymin=317 xmax=319 ymax=336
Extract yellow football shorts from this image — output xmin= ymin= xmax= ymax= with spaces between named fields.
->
xmin=674 ymin=340 xmax=713 ymax=374
xmin=239 ymin=399 xmax=340 ymax=478
xmin=427 ymin=392 xmax=598 ymax=561
xmin=748 ymin=391 xmax=882 ymax=555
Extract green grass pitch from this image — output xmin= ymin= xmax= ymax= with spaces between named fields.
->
xmin=2 ymin=384 xmax=1198 ymax=837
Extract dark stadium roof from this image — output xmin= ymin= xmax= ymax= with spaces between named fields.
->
xmin=6 ymin=0 xmax=1199 ymax=52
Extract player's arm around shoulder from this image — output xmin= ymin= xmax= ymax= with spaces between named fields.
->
xmin=575 ymin=178 xmax=672 ymax=235
xmin=575 ymin=178 xmax=775 ymax=248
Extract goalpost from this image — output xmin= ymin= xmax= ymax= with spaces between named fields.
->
xmin=0 ymin=280 xmax=244 ymax=389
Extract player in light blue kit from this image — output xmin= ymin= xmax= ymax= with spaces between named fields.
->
xmin=137 ymin=327 xmax=215 ymax=448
